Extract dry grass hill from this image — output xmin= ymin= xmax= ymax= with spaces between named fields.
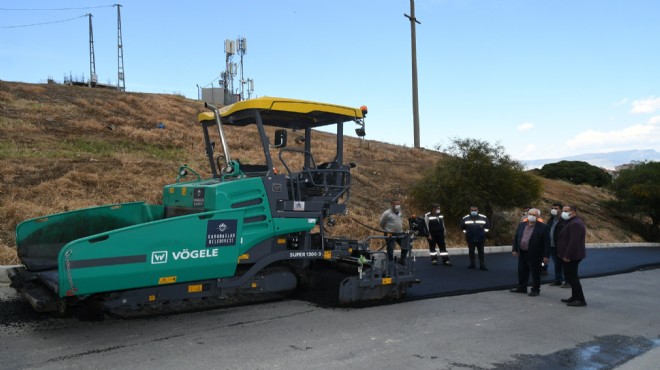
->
xmin=0 ymin=80 xmax=645 ymax=265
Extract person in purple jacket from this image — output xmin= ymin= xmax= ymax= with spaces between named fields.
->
xmin=557 ymin=205 xmax=587 ymax=307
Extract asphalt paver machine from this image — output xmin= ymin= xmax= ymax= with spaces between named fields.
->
xmin=8 ymin=97 xmax=418 ymax=318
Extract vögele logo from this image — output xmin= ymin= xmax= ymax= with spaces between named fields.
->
xmin=151 ymin=251 xmax=168 ymax=264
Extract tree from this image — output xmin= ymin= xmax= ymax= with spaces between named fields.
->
xmin=410 ymin=138 xmax=542 ymax=243
xmin=609 ymin=161 xmax=660 ymax=240
xmin=539 ymin=160 xmax=612 ymax=187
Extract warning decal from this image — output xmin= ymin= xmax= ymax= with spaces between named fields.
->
xmin=193 ymin=188 xmax=205 ymax=207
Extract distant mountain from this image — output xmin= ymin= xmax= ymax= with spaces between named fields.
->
xmin=522 ymin=149 xmax=660 ymax=170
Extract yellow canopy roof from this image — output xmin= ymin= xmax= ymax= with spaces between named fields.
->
xmin=198 ymin=97 xmax=363 ymax=129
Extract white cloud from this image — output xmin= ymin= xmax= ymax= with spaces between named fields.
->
xmin=514 ymin=143 xmax=549 ymax=161
xmin=517 ymin=122 xmax=534 ymax=131
xmin=631 ymin=97 xmax=660 ymax=114
xmin=566 ymin=121 xmax=660 ymax=152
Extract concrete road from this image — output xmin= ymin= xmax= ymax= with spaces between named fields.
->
xmin=1 ymin=268 xmax=659 ymax=370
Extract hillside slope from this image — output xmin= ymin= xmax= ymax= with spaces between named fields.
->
xmin=0 ymin=81 xmax=645 ymax=264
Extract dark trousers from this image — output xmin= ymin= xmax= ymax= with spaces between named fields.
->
xmin=517 ymin=250 xmax=542 ymax=292
xmin=550 ymin=247 xmax=564 ymax=283
xmin=563 ymin=259 xmax=586 ymax=302
xmin=467 ymin=241 xmax=485 ymax=266
xmin=428 ymin=234 xmax=450 ymax=262
xmin=385 ymin=235 xmax=405 ymax=261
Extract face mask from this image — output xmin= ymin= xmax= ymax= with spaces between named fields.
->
xmin=470 ymin=211 xmax=477 ymax=217
xmin=435 ymin=210 xmax=441 ymax=215
xmin=550 ymin=209 xmax=558 ymax=216
xmin=394 ymin=205 xmax=401 ymax=212
xmin=527 ymin=215 xmax=537 ymax=223
xmin=561 ymin=211 xmax=571 ymax=220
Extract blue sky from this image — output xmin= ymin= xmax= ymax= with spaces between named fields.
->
xmin=2 ymin=0 xmax=659 ymax=161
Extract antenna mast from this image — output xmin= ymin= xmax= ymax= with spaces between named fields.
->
xmin=204 ymin=36 xmax=255 ymax=104
xmin=223 ymin=39 xmax=236 ymax=104
xmin=237 ymin=37 xmax=247 ymax=100
xmin=87 ymin=13 xmax=97 ymax=87
xmin=114 ymin=4 xmax=125 ymax=91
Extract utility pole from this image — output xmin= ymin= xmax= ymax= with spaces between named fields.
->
xmin=87 ymin=13 xmax=97 ymax=88
xmin=404 ymin=0 xmax=421 ymax=149
xmin=114 ymin=4 xmax=125 ymax=91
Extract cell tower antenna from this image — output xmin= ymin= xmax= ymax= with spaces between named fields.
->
xmin=247 ymin=78 xmax=254 ymax=99
xmin=87 ymin=13 xmax=97 ymax=87
xmin=114 ymin=4 xmax=125 ymax=91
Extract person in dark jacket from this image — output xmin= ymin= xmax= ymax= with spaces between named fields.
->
xmin=460 ymin=206 xmax=490 ymax=271
xmin=510 ymin=208 xmax=550 ymax=296
xmin=521 ymin=207 xmax=549 ymax=276
xmin=424 ymin=204 xmax=452 ymax=266
xmin=557 ymin=205 xmax=587 ymax=307
xmin=547 ymin=203 xmax=567 ymax=287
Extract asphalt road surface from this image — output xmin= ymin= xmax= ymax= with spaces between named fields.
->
xmin=406 ymin=246 xmax=660 ymax=299
xmin=1 ymin=264 xmax=659 ymax=369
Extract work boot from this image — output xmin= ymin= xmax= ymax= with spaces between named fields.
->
xmin=399 ymin=249 xmax=409 ymax=266
xmin=431 ymin=256 xmax=438 ymax=265
xmin=480 ymin=265 xmax=488 ymax=271
xmin=443 ymin=260 xmax=452 ymax=267
xmin=467 ymin=264 xmax=476 ymax=269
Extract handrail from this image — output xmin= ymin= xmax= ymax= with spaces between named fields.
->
xmin=205 ymin=102 xmax=232 ymax=172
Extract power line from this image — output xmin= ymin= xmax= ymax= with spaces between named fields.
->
xmin=1 ymin=14 xmax=87 ymax=29
xmin=0 ymin=5 xmax=114 ymax=11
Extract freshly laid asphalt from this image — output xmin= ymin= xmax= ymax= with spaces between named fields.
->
xmin=405 ymin=245 xmax=660 ymax=301
xmin=1 ymin=244 xmax=659 ymax=298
